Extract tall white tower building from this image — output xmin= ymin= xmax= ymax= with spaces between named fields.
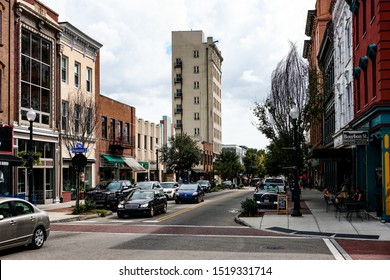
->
xmin=171 ymin=31 xmax=223 ymax=156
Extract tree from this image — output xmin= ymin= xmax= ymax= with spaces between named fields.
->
xmin=160 ymin=133 xmax=202 ymax=180
xmin=252 ymin=42 xmax=308 ymax=140
xmin=243 ymin=148 xmax=266 ymax=179
xmin=62 ymin=89 xmax=99 ymax=159
xmin=252 ymin=42 xmax=308 ymax=176
xmin=61 ymin=89 xmax=99 ymax=209
xmin=213 ymin=150 xmax=243 ymax=182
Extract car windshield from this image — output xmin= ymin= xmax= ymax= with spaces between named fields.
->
xmin=130 ymin=191 xmax=154 ymax=200
xmin=136 ymin=182 xmax=153 ymax=189
xmin=161 ymin=183 xmax=175 ymax=189
xmin=106 ymin=182 xmax=122 ymax=190
xmin=257 ymin=185 xmax=279 ymax=193
xmin=265 ymin=178 xmax=284 ymax=184
xmin=95 ymin=181 xmax=110 ymax=190
xmin=197 ymin=180 xmax=208 ymax=184
xmin=179 ymin=184 xmax=197 ymax=190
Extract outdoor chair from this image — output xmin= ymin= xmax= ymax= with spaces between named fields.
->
xmin=324 ymin=196 xmax=334 ymax=212
xmin=333 ymin=199 xmax=348 ymax=221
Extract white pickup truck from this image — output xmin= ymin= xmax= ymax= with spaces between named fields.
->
xmin=263 ymin=177 xmax=287 ymax=193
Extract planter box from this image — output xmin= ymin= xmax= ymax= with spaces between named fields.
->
xmin=61 ymin=191 xmax=72 ymax=203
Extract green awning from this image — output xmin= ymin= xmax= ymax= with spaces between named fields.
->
xmin=101 ymin=155 xmax=124 ymax=164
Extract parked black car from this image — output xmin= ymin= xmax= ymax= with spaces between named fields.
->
xmin=253 ymin=184 xmax=280 ymax=208
xmin=117 ymin=190 xmax=167 ymax=218
xmin=197 ymin=180 xmax=211 ymax=193
xmin=85 ymin=180 xmax=134 ymax=210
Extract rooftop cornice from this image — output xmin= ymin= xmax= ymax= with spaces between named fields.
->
xmin=305 ymin=10 xmax=317 ymax=37
xmin=59 ymin=21 xmax=103 ymax=51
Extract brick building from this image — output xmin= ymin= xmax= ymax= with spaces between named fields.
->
xmin=349 ymin=0 xmax=390 ymax=221
xmin=97 ymin=95 xmax=145 ymax=183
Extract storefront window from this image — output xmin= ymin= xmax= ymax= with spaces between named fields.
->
xmin=0 ymin=166 xmax=11 ymax=194
xmin=17 ymin=168 xmax=26 ymax=194
xmin=45 ymin=168 xmax=53 ymax=199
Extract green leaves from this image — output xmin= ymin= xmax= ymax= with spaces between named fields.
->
xmin=213 ymin=150 xmax=243 ymax=181
xmin=160 ymin=133 xmax=202 ymax=176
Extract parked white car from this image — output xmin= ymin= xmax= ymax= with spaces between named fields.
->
xmin=160 ymin=182 xmax=179 ymax=199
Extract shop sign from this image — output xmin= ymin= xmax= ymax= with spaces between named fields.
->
xmin=342 ymin=130 xmax=369 ymax=145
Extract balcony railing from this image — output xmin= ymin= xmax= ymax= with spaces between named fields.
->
xmin=174 ymin=59 xmax=182 ymax=68
xmin=174 ymin=91 xmax=183 ymax=99
xmin=109 ymin=136 xmax=134 ymax=150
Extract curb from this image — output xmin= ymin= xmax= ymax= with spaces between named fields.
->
xmin=51 ymin=211 xmax=113 ymax=223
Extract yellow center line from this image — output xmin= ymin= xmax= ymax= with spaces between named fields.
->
xmin=157 ymin=190 xmax=249 ymax=222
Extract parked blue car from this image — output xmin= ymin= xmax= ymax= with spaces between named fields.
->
xmin=175 ymin=183 xmax=205 ymax=204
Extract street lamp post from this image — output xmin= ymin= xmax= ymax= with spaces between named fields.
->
xmin=155 ymin=144 xmax=159 ymax=182
xmin=290 ymin=107 xmax=302 ymax=217
xmin=27 ymin=108 xmax=36 ymax=204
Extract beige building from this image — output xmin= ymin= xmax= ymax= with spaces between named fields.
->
xmin=59 ymin=22 xmax=102 ymax=200
xmin=171 ymin=31 xmax=223 ymax=158
xmin=136 ymin=118 xmax=161 ymax=182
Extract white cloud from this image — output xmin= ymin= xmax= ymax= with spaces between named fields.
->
xmin=40 ymin=0 xmax=316 ymax=150
xmin=241 ymin=70 xmax=263 ymax=84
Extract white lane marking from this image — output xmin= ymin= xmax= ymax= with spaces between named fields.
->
xmin=323 ymin=238 xmax=347 ymax=260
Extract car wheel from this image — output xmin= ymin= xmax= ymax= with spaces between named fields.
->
xmin=118 ymin=212 xmax=124 ymax=219
xmin=175 ymin=199 xmax=179 ymax=204
xmin=196 ymin=196 xmax=200 ymax=203
xmin=30 ymin=227 xmax=45 ymax=249
xmin=202 ymin=195 xmax=205 ymax=202
xmin=149 ymin=206 xmax=155 ymax=217
xmin=162 ymin=203 xmax=167 ymax=213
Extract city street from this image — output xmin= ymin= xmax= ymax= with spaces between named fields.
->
xmin=1 ymin=188 xmax=389 ymax=260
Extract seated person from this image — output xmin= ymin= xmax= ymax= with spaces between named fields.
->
xmin=323 ymin=188 xmax=331 ymax=199
xmin=335 ymin=185 xmax=349 ymax=203
xmin=353 ymin=188 xmax=363 ymax=201
xmin=349 ymin=187 xmax=358 ymax=200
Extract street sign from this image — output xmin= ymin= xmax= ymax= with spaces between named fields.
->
xmin=72 ymin=153 xmax=88 ymax=172
xmin=71 ymin=148 xmax=88 ymax=153
xmin=0 ymin=125 xmax=13 ymax=154
xmin=342 ymin=130 xmax=369 ymax=145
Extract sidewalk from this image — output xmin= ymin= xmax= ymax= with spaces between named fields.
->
xmin=38 ymin=189 xmax=390 ymax=240
xmin=38 ymin=200 xmax=102 ymax=223
xmin=237 ymin=188 xmax=390 ymax=240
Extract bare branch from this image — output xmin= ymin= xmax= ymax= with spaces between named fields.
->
xmin=61 ymin=88 xmax=99 ymax=158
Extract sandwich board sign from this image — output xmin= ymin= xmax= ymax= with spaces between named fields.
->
xmin=277 ymin=194 xmax=288 ymax=214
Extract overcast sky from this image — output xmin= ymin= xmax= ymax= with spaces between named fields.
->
xmin=40 ymin=0 xmax=316 ymax=150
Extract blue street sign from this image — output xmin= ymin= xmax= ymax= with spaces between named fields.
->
xmin=71 ymin=148 xmax=88 ymax=153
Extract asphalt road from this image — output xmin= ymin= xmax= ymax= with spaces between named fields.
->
xmin=1 ymin=189 xmax=341 ymax=260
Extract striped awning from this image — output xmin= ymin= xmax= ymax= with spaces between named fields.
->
xmin=122 ymin=156 xmax=146 ymax=172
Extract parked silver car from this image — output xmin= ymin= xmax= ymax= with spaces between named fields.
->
xmin=0 ymin=197 xmax=50 ymax=251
